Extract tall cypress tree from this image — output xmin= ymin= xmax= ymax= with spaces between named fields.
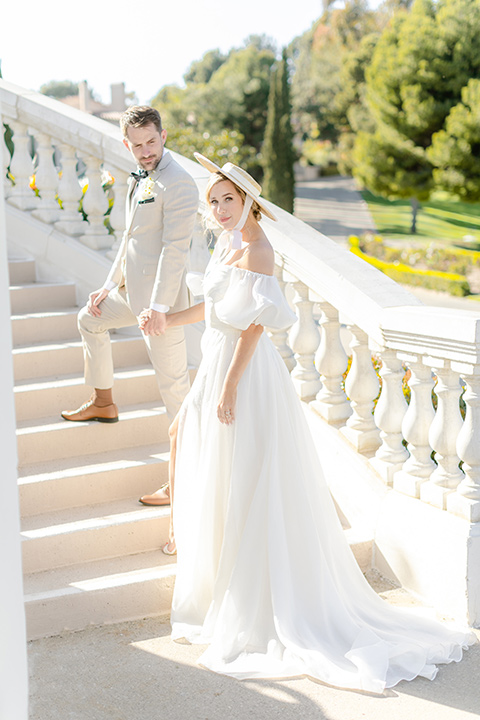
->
xmin=262 ymin=49 xmax=296 ymax=213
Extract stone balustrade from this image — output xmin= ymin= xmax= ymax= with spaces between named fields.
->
xmin=2 ymin=78 xmax=480 ymax=530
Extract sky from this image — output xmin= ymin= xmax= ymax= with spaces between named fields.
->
xmin=1 ymin=0 xmax=326 ymax=106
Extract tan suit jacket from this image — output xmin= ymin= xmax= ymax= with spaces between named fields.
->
xmin=106 ymin=151 xmax=199 ymax=316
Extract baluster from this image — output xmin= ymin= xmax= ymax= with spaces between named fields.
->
xmin=7 ymin=120 xmax=36 ymax=210
xmin=311 ymin=301 xmax=351 ymax=423
xmin=394 ymin=358 xmax=436 ymax=498
xmin=79 ymin=155 xmax=111 ymax=249
xmin=54 ymin=143 xmax=86 ymax=236
xmin=31 ymin=132 xmax=61 ymax=223
xmin=341 ymin=325 xmax=380 ymax=453
xmin=289 ymin=281 xmax=320 ymax=399
xmin=448 ymin=374 xmax=480 ymax=522
xmin=106 ymin=168 xmax=129 ymax=260
xmin=2 ymin=123 xmax=12 ymax=198
xmin=420 ymin=362 xmax=464 ymax=510
xmin=370 ymin=348 xmax=409 ymax=484
xmin=268 ymin=264 xmax=295 ymax=372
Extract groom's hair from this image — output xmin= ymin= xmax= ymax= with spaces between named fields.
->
xmin=120 ymin=106 xmax=163 ymax=137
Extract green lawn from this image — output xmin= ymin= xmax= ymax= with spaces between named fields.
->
xmin=362 ymin=190 xmax=480 ymax=246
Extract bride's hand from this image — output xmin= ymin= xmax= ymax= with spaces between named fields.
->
xmin=217 ymin=385 xmax=237 ymax=425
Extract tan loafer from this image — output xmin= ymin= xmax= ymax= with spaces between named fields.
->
xmin=61 ymin=400 xmax=119 ymax=423
xmin=139 ymin=482 xmax=170 ymax=506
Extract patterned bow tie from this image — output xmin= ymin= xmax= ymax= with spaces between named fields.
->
xmin=131 ymin=169 xmax=149 ymax=181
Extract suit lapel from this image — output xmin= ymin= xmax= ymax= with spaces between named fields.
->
xmin=149 ymin=149 xmax=172 ymax=184
xmin=125 ymin=176 xmax=139 ymax=232
xmin=125 ymin=151 xmax=171 ymax=232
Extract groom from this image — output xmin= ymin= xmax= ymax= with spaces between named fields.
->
xmin=62 ymin=106 xmax=198 ymax=504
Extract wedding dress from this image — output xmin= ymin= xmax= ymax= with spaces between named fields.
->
xmin=170 ymin=258 xmax=474 ymax=693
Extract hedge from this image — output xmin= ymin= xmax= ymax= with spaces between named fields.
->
xmin=349 ymin=244 xmax=471 ymax=296
xmin=351 ymin=234 xmax=480 ymax=271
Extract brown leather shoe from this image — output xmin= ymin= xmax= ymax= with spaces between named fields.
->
xmin=61 ymin=400 xmax=119 ymax=423
xmin=139 ymin=482 xmax=170 ymax=506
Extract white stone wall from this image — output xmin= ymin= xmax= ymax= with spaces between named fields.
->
xmin=0 ymin=98 xmax=29 ymax=718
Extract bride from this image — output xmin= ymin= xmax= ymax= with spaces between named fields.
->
xmin=152 ymin=153 xmax=475 ymax=693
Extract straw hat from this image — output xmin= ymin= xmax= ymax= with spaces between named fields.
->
xmin=194 ymin=152 xmax=277 ymax=221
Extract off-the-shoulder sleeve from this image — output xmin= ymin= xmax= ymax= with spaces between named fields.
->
xmin=214 ymin=268 xmax=297 ymax=331
xmin=186 ymin=271 xmax=205 ymax=297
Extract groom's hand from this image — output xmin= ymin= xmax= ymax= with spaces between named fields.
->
xmin=87 ymin=288 xmax=109 ymax=317
xmin=139 ymin=309 xmax=167 ymax=336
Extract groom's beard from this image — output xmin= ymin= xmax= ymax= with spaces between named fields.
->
xmin=139 ymin=152 xmax=162 ymax=172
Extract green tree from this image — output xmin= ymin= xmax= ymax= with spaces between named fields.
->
xmin=290 ymin=0 xmax=380 ymax=169
xmin=334 ymin=32 xmax=379 ymax=173
xmin=322 ymin=0 xmax=338 ymax=12
xmin=329 ymin=0 xmax=378 ymax=48
xmin=166 ymin=126 xmax=256 ymax=170
xmin=243 ymin=34 xmax=277 ymax=54
xmin=204 ymin=43 xmax=275 ymax=155
xmin=152 ymin=84 xmax=190 ymax=129
xmin=290 ymin=21 xmax=343 ymax=144
xmin=183 ymin=49 xmax=227 ymax=84
xmin=262 ymin=49 xmax=296 ymax=212
xmin=379 ymin=0 xmax=415 ymax=15
xmin=353 ymin=0 xmax=480 ymax=232
xmin=39 ymin=80 xmax=79 ymax=98
xmin=428 ymin=79 xmax=480 ymax=201
xmin=151 ymin=40 xmax=275 ymax=178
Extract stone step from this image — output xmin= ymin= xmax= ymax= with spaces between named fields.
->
xmin=8 ymin=257 xmax=36 ymax=284
xmin=21 ymin=498 xmax=171 ymax=574
xmin=10 ymin=281 xmax=77 ymax=313
xmin=14 ymin=366 xmax=196 ymax=422
xmin=18 ymin=443 xmax=169 ymax=517
xmin=7 ymin=256 xmax=179 ymax=643
xmin=343 ymin=529 xmax=373 ymax=574
xmin=12 ymin=334 xmax=149 ymax=381
xmin=23 ymin=532 xmax=372 ymax=642
xmin=16 ymin=403 xmax=169 ymax=466
xmin=24 ymin=550 xmax=176 ymax=640
xmin=11 ymin=308 xmax=79 ymax=345
xmin=14 ymin=366 xmax=161 ymax=421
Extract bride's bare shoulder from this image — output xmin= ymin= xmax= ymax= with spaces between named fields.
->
xmin=240 ymin=238 xmax=274 ymax=276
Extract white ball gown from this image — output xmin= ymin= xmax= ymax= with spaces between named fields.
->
xmin=170 ymin=258 xmax=475 ymax=693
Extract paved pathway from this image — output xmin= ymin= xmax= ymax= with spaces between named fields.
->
xmin=403 ymin=286 xmax=480 ymax=313
xmin=29 ymin=615 xmax=480 ymax=720
xmin=294 ymin=175 xmax=480 ymax=314
xmin=294 ymin=175 xmax=376 ymax=246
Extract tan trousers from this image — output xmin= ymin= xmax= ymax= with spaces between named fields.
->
xmin=78 ymin=288 xmax=190 ymax=420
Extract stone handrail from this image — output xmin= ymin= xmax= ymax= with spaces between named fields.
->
xmin=2 ymin=78 xmax=479 ymax=526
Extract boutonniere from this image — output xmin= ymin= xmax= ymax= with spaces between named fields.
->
xmin=138 ymin=177 xmax=157 ymax=204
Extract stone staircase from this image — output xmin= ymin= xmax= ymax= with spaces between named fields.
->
xmin=9 ymin=254 xmax=378 ymax=643
xmin=10 ymin=255 xmax=177 ymax=641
